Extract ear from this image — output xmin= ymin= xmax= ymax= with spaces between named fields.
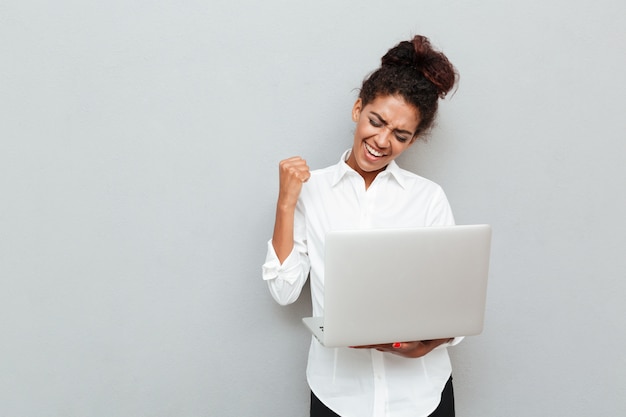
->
xmin=351 ymin=98 xmax=363 ymax=122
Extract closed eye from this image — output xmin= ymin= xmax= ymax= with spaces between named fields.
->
xmin=369 ymin=112 xmax=413 ymax=141
xmin=370 ymin=119 xmax=409 ymax=142
xmin=369 ymin=118 xmax=382 ymax=127
xmin=394 ymin=134 xmax=409 ymax=143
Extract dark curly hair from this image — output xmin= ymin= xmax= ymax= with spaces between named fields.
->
xmin=359 ymin=35 xmax=458 ymax=138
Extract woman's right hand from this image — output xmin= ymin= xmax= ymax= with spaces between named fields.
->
xmin=272 ymin=157 xmax=310 ymax=263
xmin=277 ymin=156 xmax=311 ymax=209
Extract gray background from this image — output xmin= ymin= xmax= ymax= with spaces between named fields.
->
xmin=1 ymin=0 xmax=625 ymax=416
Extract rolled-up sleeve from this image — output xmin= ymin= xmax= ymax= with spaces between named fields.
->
xmin=262 ymin=240 xmax=310 ymax=306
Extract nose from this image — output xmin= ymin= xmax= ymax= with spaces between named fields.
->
xmin=374 ymin=126 xmax=392 ymax=148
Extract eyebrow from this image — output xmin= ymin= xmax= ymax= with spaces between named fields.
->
xmin=370 ymin=112 xmax=414 ymax=136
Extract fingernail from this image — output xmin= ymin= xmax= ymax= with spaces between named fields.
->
xmin=392 ymin=342 xmax=402 ymax=349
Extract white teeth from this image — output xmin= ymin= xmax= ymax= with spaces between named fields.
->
xmin=365 ymin=143 xmax=383 ymax=157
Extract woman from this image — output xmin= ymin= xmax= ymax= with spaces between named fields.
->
xmin=262 ymin=35 xmax=460 ymax=417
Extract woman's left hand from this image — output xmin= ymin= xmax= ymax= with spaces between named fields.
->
xmin=351 ymin=338 xmax=453 ymax=359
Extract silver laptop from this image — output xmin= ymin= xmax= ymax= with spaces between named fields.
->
xmin=303 ymin=224 xmax=492 ymax=347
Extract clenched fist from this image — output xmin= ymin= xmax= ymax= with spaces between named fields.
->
xmin=277 ymin=156 xmax=311 ymax=209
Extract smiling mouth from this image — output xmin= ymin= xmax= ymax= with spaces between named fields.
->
xmin=365 ymin=142 xmax=384 ymax=157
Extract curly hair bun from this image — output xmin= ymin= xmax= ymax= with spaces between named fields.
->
xmin=381 ymin=35 xmax=457 ymax=99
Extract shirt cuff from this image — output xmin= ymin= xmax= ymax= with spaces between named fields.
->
xmin=444 ymin=336 xmax=464 ymax=348
xmin=261 ymin=240 xmax=303 ymax=285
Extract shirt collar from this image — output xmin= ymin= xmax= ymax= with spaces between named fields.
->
xmin=332 ymin=149 xmax=407 ymax=189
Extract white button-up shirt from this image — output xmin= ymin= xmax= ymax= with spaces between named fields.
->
xmin=263 ymin=151 xmax=461 ymax=417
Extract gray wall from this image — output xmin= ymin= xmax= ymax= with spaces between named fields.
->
xmin=1 ymin=0 xmax=625 ymax=416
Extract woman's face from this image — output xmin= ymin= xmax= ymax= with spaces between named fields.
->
xmin=347 ymin=94 xmax=420 ymax=186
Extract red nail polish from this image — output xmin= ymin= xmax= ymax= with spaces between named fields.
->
xmin=392 ymin=342 xmax=402 ymax=348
